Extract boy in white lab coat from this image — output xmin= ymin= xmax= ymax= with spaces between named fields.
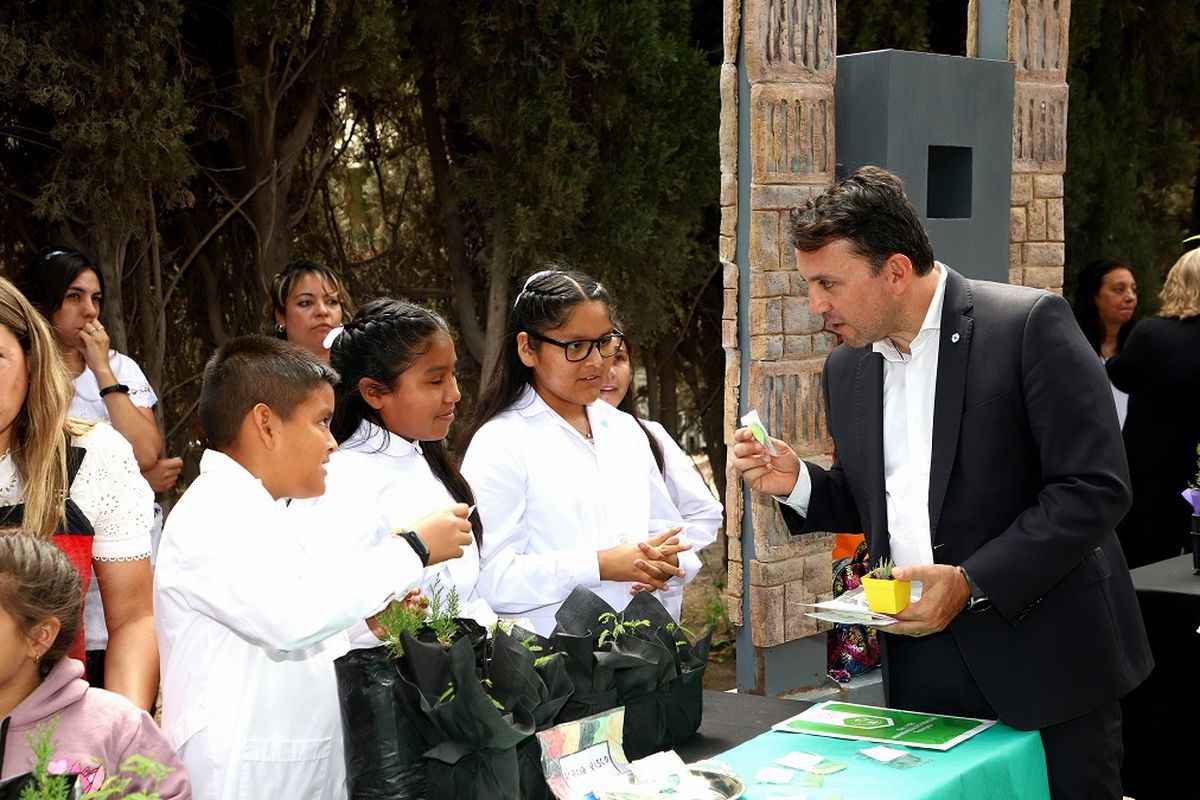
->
xmin=154 ymin=336 xmax=474 ymax=800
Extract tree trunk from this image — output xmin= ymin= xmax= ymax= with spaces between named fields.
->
xmin=418 ymin=65 xmax=486 ymax=367
xmin=87 ymin=224 xmax=131 ymax=354
xmin=481 ymin=229 xmax=510 ymax=381
xmin=655 ymin=336 xmax=678 ymax=440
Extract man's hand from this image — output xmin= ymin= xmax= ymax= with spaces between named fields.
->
xmin=886 ymin=564 xmax=970 ymax=637
xmin=730 ymin=427 xmax=802 ymax=497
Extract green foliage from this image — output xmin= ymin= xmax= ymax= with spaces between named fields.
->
xmin=1064 ymin=1 xmax=1200 ymax=305
xmin=426 ymin=577 xmax=461 ymax=645
xmin=19 ymin=721 xmax=70 ymax=800
xmin=837 ymin=0 xmax=931 ymax=54
xmin=596 ymin=611 xmax=650 ymax=649
xmin=80 ymin=754 xmax=176 ymax=800
xmin=869 ymin=557 xmax=896 ymax=581
xmin=18 ymin=719 xmax=174 ymax=800
xmin=375 ymin=598 xmax=427 ymax=658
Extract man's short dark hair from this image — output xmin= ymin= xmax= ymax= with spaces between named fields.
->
xmin=199 ymin=335 xmax=338 ymax=450
xmin=788 ymin=166 xmax=935 ymax=276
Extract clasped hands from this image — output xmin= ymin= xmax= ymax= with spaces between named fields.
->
xmin=599 ymin=527 xmax=692 ymax=595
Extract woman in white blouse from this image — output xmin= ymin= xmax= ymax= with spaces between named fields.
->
xmin=17 ymin=247 xmax=176 ymax=693
xmin=459 ymin=269 xmax=698 ymax=635
xmin=599 ymin=338 xmax=723 ymax=558
xmin=0 ymin=277 xmax=156 ymax=709
xmin=305 ymin=298 xmax=495 ymax=625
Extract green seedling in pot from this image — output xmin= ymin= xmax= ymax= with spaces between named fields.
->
xmin=597 ymin=611 xmax=650 ymax=649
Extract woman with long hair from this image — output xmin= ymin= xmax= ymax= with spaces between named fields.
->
xmin=0 ymin=277 xmax=156 ymax=710
xmin=301 ymin=297 xmax=493 ymax=624
xmin=17 ymin=246 xmax=176 ymax=690
xmin=1108 ymin=248 xmax=1200 ymax=567
xmin=1072 ymin=258 xmax=1138 ymax=426
xmin=459 ymin=268 xmax=699 ymax=635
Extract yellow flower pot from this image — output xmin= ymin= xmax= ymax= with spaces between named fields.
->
xmin=861 ymin=576 xmax=912 ymax=615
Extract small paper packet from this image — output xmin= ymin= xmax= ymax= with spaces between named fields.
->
xmin=740 ymin=409 xmax=780 ymax=456
xmin=755 ymin=766 xmax=797 ymax=784
xmin=858 ymin=745 xmax=927 ymax=770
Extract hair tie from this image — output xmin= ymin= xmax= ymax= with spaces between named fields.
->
xmin=322 ymin=325 xmax=345 ymax=350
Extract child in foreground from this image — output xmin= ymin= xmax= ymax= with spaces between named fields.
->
xmin=0 ymin=531 xmax=189 ymax=797
xmin=154 ymin=336 xmax=473 ymax=799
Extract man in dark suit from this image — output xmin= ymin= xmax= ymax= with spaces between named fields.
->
xmin=733 ymin=167 xmax=1151 ymax=799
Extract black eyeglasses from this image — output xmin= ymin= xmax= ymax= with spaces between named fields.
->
xmin=528 ymin=331 xmax=625 ymax=362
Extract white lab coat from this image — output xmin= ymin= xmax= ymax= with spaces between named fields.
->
xmin=154 ymin=450 xmax=424 ymax=800
xmin=642 ymin=420 xmax=723 ymax=556
xmin=297 ymin=419 xmax=496 ymax=627
xmin=460 ymin=386 xmax=697 ymax=635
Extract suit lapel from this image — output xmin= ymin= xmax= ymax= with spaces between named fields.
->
xmin=929 ymin=269 xmax=974 ymax=545
xmin=854 ymin=348 xmax=888 ymax=556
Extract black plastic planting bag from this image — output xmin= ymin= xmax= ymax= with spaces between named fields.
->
xmin=333 ymin=645 xmax=427 ymax=800
xmin=421 ymin=636 xmax=535 ymax=800
xmin=490 ymin=629 xmax=575 ymax=800
xmin=622 ymin=591 xmax=712 ymax=753
xmin=415 ymin=618 xmax=490 ymax=671
xmin=609 ymin=632 xmax=676 ymax=759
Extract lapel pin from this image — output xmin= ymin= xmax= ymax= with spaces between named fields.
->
xmin=951 ymin=333 xmax=960 ymax=343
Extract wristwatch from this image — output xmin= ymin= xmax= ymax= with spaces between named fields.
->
xmin=394 ymin=528 xmax=430 ymax=567
xmin=958 ymin=565 xmax=991 ymax=613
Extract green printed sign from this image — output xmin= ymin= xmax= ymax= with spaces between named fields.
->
xmin=772 ymin=702 xmax=996 ymax=751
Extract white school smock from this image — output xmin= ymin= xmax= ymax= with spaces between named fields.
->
xmin=298 ymin=419 xmax=496 ymax=627
xmin=642 ymin=420 xmax=723 ymax=556
xmin=460 ymin=386 xmax=697 ymax=636
xmin=154 ymin=449 xmax=425 ymax=800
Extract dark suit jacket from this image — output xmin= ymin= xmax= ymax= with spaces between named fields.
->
xmin=783 ymin=268 xmax=1152 ymax=730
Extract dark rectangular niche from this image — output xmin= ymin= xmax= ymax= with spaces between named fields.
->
xmin=927 ymin=145 xmax=973 ymax=219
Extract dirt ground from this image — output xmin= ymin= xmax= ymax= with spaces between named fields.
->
xmin=679 ymin=529 xmax=738 ymax=690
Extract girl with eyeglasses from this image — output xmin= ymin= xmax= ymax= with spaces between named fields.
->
xmin=458 ymin=268 xmax=699 ymax=635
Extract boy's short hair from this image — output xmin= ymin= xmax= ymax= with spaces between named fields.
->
xmin=199 ymin=335 xmax=338 ymax=450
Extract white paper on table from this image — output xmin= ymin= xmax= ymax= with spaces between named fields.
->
xmin=802 ymin=583 xmax=922 ymax=626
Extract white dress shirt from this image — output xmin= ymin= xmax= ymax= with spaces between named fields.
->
xmin=461 ymin=386 xmax=694 ymax=635
xmin=642 ymin=420 xmax=723 ymax=555
xmin=297 ymin=419 xmax=496 ymax=627
xmin=784 ymin=264 xmax=948 ymax=566
xmin=154 ymin=449 xmax=424 ymax=800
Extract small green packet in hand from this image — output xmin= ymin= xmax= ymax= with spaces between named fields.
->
xmin=740 ymin=409 xmax=780 ymax=456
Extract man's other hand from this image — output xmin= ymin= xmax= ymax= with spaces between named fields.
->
xmin=887 ymin=564 xmax=970 ymax=637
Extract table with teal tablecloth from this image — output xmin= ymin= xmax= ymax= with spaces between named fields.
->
xmin=714 ymin=720 xmax=1049 ymax=799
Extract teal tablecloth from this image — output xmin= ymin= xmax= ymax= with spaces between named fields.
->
xmin=715 ymin=722 xmax=1049 ymax=799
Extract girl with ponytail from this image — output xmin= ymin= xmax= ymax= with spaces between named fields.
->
xmin=303 ymin=298 xmax=493 ymax=625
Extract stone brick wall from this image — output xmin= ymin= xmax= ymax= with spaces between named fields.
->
xmin=722 ymin=0 xmax=838 ymax=649
xmin=999 ymin=0 xmax=1071 ymax=292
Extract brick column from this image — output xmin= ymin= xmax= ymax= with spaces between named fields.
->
xmin=722 ymin=0 xmax=838 ymax=693
xmin=1003 ymin=1 xmax=1071 ymax=292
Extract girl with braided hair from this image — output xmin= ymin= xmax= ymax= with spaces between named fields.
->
xmin=302 ymin=298 xmax=494 ymax=625
xmin=0 ymin=531 xmax=189 ymax=796
xmin=458 ymin=268 xmax=697 ymax=636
